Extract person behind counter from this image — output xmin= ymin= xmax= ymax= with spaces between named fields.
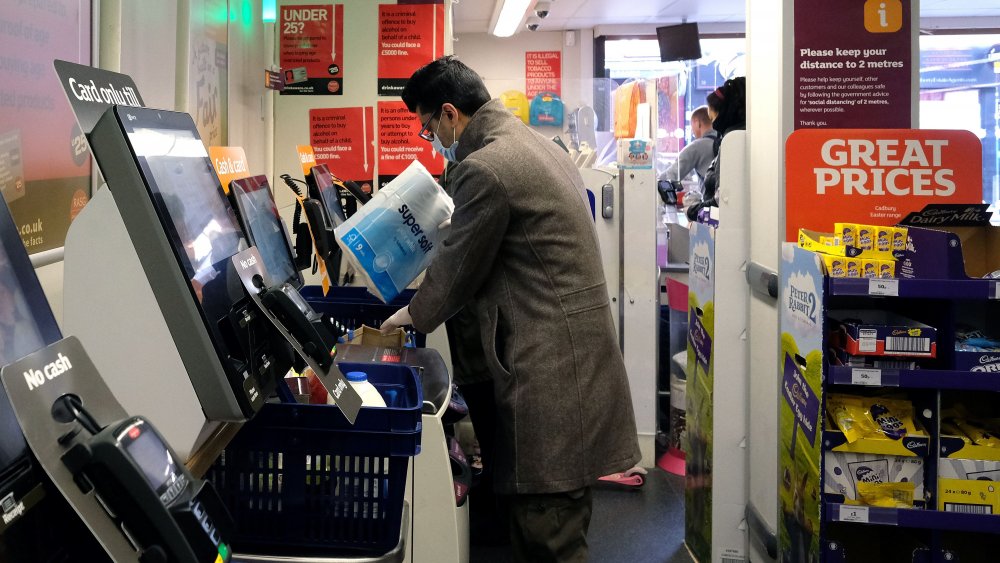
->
xmin=380 ymin=55 xmax=641 ymax=563
xmin=686 ymin=76 xmax=747 ymax=221
xmin=660 ymin=105 xmax=717 ymax=207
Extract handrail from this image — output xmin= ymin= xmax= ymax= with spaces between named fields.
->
xmin=746 ymin=260 xmax=778 ymax=300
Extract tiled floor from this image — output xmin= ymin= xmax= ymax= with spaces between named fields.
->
xmin=470 ymin=468 xmax=695 ymax=563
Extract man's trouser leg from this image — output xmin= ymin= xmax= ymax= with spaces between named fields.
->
xmin=508 ymin=487 xmax=592 ymax=563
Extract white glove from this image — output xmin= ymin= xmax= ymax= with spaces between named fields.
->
xmin=438 ymin=217 xmax=452 ymax=230
xmin=380 ymin=305 xmax=412 ymax=335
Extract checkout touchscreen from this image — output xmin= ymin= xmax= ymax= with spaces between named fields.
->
xmin=229 ymin=175 xmax=301 ymax=289
xmin=0 ymin=198 xmax=62 ymax=496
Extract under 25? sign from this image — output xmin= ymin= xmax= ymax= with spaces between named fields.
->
xmin=785 ymin=129 xmax=981 ymax=241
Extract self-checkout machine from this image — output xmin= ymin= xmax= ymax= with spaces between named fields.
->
xmin=55 ymin=60 xmax=289 ymax=469
xmin=52 ymin=62 xmax=425 ymax=562
xmin=294 ymin=159 xmax=469 ymax=563
xmin=0 ymin=164 xmax=236 ymax=560
xmin=0 ymin=192 xmax=115 ymax=562
xmin=55 ymin=58 xmax=368 ymax=462
xmin=336 ymin=343 xmax=469 ymax=563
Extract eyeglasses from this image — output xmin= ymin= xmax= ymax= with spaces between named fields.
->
xmin=417 ymin=110 xmax=440 ymax=142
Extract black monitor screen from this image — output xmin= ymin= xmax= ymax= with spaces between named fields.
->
xmin=656 ymin=23 xmax=702 ymax=62
xmin=306 ymin=164 xmax=347 ymax=228
xmin=0 ymin=198 xmax=61 ymax=484
xmin=123 ymin=118 xmax=248 ymax=347
xmin=230 ymin=175 xmax=301 ymax=289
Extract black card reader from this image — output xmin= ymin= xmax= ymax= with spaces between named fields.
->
xmin=59 ymin=403 xmax=233 ymax=563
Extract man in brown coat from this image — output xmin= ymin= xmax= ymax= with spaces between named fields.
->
xmin=381 ymin=56 xmax=640 ymax=562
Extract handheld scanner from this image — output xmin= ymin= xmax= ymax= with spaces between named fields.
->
xmin=260 ymin=282 xmax=338 ymax=372
xmin=62 ymin=416 xmax=233 ymax=563
xmin=333 ymin=177 xmax=372 ymax=205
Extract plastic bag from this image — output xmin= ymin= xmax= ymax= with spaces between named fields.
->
xmin=334 ymin=160 xmax=453 ymax=303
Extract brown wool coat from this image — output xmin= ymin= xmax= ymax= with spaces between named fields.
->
xmin=408 ymin=99 xmax=641 ymax=495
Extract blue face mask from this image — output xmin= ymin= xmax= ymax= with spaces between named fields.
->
xmin=432 ymin=121 xmax=459 ymax=162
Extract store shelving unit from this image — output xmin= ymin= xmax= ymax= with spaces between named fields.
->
xmin=778 ymin=226 xmax=1000 ymax=563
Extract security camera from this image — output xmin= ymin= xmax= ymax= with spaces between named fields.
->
xmin=534 ymin=1 xmax=551 ymax=18
xmin=525 ymin=17 xmax=541 ymax=31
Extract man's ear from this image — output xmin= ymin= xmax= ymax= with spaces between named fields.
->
xmin=441 ymin=102 xmax=459 ymax=123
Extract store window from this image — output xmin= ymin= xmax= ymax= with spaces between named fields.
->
xmin=918 ymin=33 xmax=1000 ymax=206
xmin=599 ymin=36 xmax=746 ymax=171
xmin=601 ymin=32 xmax=1000 ymax=208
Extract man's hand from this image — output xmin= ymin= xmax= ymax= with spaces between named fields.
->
xmin=380 ymin=305 xmax=412 ymax=334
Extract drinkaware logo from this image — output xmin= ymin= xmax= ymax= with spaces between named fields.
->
xmin=239 ymin=255 xmax=258 ymax=269
xmin=23 ymin=353 xmax=72 ymax=391
xmin=1 ymin=493 xmax=25 ymax=525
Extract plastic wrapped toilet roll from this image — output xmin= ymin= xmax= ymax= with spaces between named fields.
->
xmin=335 ymin=160 xmax=454 ymax=303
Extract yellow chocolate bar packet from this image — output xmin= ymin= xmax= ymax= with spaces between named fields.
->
xmin=857 ymin=481 xmax=915 ymax=508
xmin=828 ymin=395 xmax=878 ymax=443
xmin=864 ymin=398 xmax=917 ymax=441
xmin=953 ymin=419 xmax=1000 ymax=448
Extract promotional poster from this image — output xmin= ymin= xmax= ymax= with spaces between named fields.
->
xmin=794 ymin=0 xmax=911 ymax=129
xmin=2 ymin=1 xmax=92 ymax=253
xmin=377 ymin=100 xmax=443 ymax=190
xmin=685 ymin=221 xmax=715 ymax=563
xmin=377 ymin=3 xmax=445 ymax=97
xmin=279 ymin=4 xmax=344 ymax=95
xmin=525 ymin=51 xmax=561 ymax=99
xmin=309 ymin=107 xmax=375 ymax=191
xmin=778 ymin=243 xmax=825 ymax=563
xmin=784 ymin=128 xmax=982 ymax=241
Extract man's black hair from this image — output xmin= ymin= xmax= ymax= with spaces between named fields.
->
xmin=401 ymin=55 xmax=492 ymax=117
xmin=710 ymin=76 xmax=746 ymax=134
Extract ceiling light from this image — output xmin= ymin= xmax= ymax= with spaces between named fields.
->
xmin=491 ymin=0 xmax=533 ymax=37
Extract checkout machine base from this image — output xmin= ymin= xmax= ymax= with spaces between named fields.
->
xmin=232 ymin=503 xmax=408 ymax=563
xmin=63 ymin=184 xmax=227 ymax=462
xmin=337 ymin=345 xmax=470 ymax=563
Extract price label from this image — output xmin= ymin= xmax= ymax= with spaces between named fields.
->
xmin=851 ymin=368 xmax=882 ymax=386
xmin=868 ymin=279 xmax=899 ymax=297
xmin=839 ymin=504 xmax=869 ymax=523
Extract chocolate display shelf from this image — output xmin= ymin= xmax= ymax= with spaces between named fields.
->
xmin=826 ymin=277 xmax=1000 ymax=300
xmin=825 ymin=503 xmax=1000 ymax=534
xmin=828 ymin=366 xmax=1000 ymax=392
xmin=780 ymin=216 xmax=1000 ymax=562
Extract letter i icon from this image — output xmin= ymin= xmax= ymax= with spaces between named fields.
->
xmin=865 ymin=0 xmax=902 ymax=33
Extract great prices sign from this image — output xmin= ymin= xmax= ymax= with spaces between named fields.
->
xmin=785 ymin=129 xmax=981 ymax=241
